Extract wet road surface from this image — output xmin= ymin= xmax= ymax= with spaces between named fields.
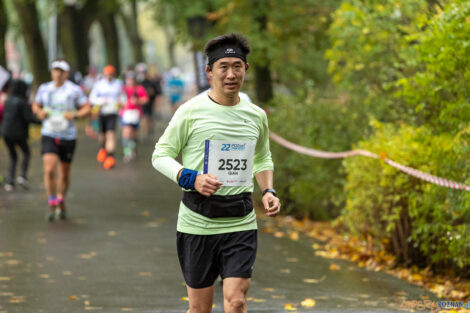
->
xmin=0 ymin=123 xmax=437 ymax=312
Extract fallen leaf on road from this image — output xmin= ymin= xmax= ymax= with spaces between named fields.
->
xmin=284 ymin=303 xmax=297 ymax=311
xmin=274 ymin=231 xmax=285 ymax=238
xmin=121 ymin=308 xmax=133 ymax=311
xmin=181 ymin=297 xmax=188 ymax=301
xmin=289 ymin=232 xmax=299 ymax=241
xmin=253 ymin=298 xmax=266 ymax=302
xmin=0 ymin=277 xmax=11 ymax=281
xmin=303 ymin=276 xmax=326 ymax=283
xmin=6 ymin=260 xmax=20 ymax=266
xmin=139 ymin=272 xmax=152 ymax=277
xmin=70 ymin=295 xmax=76 ymax=300
xmin=280 ymin=269 xmax=291 ymax=274
xmin=286 ymin=258 xmax=298 ymax=263
xmin=330 ymin=263 xmax=341 ymax=271
xmin=140 ymin=210 xmax=150 ymax=217
xmin=107 ymin=231 xmax=117 ymax=237
xmin=301 ymin=298 xmax=316 ymax=307
xmin=263 ymin=288 xmax=275 ymax=292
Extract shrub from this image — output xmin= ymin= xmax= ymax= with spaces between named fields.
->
xmin=269 ymin=91 xmax=370 ymax=220
xmin=341 ymin=122 xmax=469 ymax=271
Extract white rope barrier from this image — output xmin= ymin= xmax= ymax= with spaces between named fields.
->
xmin=269 ymin=132 xmax=470 ymax=192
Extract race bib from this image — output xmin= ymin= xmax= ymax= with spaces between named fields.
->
xmin=43 ymin=114 xmax=68 ymax=133
xmin=101 ymin=99 xmax=119 ymax=114
xmin=122 ymin=109 xmax=140 ymax=124
xmin=203 ymin=140 xmax=255 ymax=186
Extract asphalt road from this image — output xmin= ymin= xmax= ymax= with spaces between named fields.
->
xmin=0 ymin=123 xmax=436 ymax=312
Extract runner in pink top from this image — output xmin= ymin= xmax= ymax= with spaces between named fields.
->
xmin=120 ymin=71 xmax=148 ymax=162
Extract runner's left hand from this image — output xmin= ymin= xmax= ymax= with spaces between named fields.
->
xmin=262 ymin=193 xmax=280 ymax=217
xmin=63 ymin=112 xmax=76 ymax=121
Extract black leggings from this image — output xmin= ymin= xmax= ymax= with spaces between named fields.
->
xmin=3 ymin=137 xmax=30 ymax=185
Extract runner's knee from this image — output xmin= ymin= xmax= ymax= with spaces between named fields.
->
xmin=225 ymin=297 xmax=246 ymax=311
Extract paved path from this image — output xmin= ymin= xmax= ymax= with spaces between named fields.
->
xmin=0 ymin=123 xmax=436 ymax=312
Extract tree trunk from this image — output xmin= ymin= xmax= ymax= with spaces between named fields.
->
xmin=0 ymin=0 xmax=7 ymax=68
xmin=253 ymin=13 xmax=273 ymax=103
xmin=99 ymin=12 xmax=120 ymax=73
xmin=168 ymin=35 xmax=176 ymax=68
xmin=58 ymin=0 xmax=100 ymax=74
xmin=119 ymin=0 xmax=144 ymax=64
xmin=130 ymin=0 xmax=144 ymax=63
xmin=12 ymin=0 xmax=49 ymax=87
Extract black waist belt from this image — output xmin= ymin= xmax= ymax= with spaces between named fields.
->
xmin=182 ymin=191 xmax=253 ymax=218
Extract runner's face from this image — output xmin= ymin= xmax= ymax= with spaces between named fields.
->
xmin=51 ymin=69 xmax=69 ymax=85
xmin=126 ymin=77 xmax=136 ymax=86
xmin=209 ymin=57 xmax=246 ymax=95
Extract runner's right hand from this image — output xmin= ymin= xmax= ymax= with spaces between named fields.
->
xmin=36 ymin=110 xmax=49 ymax=121
xmin=195 ymin=174 xmax=223 ymax=197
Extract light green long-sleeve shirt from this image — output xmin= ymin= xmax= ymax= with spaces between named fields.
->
xmin=152 ymin=93 xmax=274 ymax=235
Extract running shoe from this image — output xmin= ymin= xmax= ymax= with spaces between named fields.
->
xmin=4 ymin=184 xmax=13 ymax=192
xmin=97 ymin=148 xmax=107 ymax=163
xmin=16 ymin=176 xmax=29 ymax=189
xmin=103 ymin=155 xmax=115 ymax=170
xmin=57 ymin=198 xmax=66 ymax=220
xmin=46 ymin=211 xmax=55 ymax=222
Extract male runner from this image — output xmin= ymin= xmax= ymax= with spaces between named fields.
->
xmin=152 ymin=33 xmax=280 ymax=313
xmin=32 ymin=59 xmax=90 ymax=221
xmin=89 ymin=65 xmax=122 ymax=169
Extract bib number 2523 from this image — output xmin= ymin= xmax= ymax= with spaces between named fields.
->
xmin=218 ymin=158 xmax=247 ymax=171
xmin=204 ymin=140 xmax=255 ymax=186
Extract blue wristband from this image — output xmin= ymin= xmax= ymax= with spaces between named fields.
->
xmin=178 ymin=169 xmax=199 ymax=190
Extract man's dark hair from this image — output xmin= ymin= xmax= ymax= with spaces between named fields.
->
xmin=204 ymin=33 xmax=251 ymax=60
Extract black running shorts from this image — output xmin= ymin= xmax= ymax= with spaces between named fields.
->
xmin=99 ymin=114 xmax=118 ymax=133
xmin=41 ymin=136 xmax=76 ymax=163
xmin=176 ymin=230 xmax=257 ymax=289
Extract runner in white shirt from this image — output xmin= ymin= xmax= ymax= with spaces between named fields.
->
xmin=89 ymin=65 xmax=122 ymax=169
xmin=32 ymin=59 xmax=91 ymax=221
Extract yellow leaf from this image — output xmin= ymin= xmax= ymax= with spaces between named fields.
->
xmin=121 ymin=308 xmax=133 ymax=311
xmin=141 ymin=210 xmax=150 ymax=217
xmin=253 ymin=298 xmax=266 ymax=302
xmin=312 ymin=243 xmax=321 ymax=250
xmin=84 ymin=300 xmax=91 ymax=306
xmin=411 ymin=274 xmax=423 ymax=281
xmin=70 ymin=295 xmax=77 ymax=300
xmin=284 ymin=303 xmax=297 ymax=311
xmin=274 ymin=231 xmax=285 ymax=238
xmin=263 ymin=288 xmax=275 ymax=292
xmin=181 ymin=297 xmax=188 ymax=301
xmin=330 ymin=264 xmax=341 ymax=271
xmin=107 ymin=231 xmax=117 ymax=237
xmin=139 ymin=272 xmax=152 ymax=277
xmin=289 ymin=232 xmax=299 ymax=241
xmin=301 ymin=298 xmax=316 ymax=307
xmin=303 ymin=276 xmax=326 ymax=284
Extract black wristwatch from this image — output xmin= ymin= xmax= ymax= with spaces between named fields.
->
xmin=262 ymin=188 xmax=277 ymax=197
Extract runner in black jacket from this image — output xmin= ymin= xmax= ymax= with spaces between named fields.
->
xmin=1 ymin=79 xmax=38 ymax=191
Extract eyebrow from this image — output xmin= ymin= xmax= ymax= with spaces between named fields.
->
xmin=218 ymin=60 xmax=243 ymax=66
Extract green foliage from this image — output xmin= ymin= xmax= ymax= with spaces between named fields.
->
xmin=213 ymin=0 xmax=340 ymax=89
xmin=269 ymin=90 xmax=370 ymax=220
xmin=395 ymin=0 xmax=470 ymax=133
xmin=326 ymin=0 xmax=430 ymax=124
xmin=341 ymin=123 xmax=470 ymax=270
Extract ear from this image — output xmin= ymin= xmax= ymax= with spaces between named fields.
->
xmin=205 ymin=64 xmax=212 ymax=75
xmin=245 ymin=63 xmax=250 ymax=71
